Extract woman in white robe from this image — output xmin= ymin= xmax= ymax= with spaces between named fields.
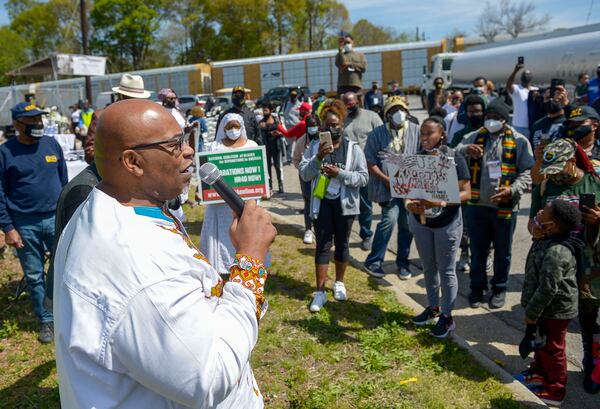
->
xmin=200 ymin=113 xmax=259 ymax=275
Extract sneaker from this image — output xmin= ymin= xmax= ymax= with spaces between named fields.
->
xmin=398 ymin=267 xmax=412 ymax=280
xmin=303 ymin=230 xmax=314 ymax=244
xmin=309 ymin=291 xmax=328 ymax=312
xmin=411 ymin=306 xmax=440 ymax=326
xmin=456 ymin=258 xmax=470 ymax=272
xmin=469 ymin=290 xmax=484 ymax=308
xmin=514 ymin=368 xmax=544 ymax=388
xmin=360 ymin=236 xmax=373 ymax=251
xmin=430 ymin=314 xmax=456 ymax=338
xmin=333 ymin=281 xmax=347 ymax=301
xmin=364 ymin=263 xmax=385 ymax=278
xmin=38 ymin=322 xmax=54 ymax=344
xmin=533 ymin=388 xmax=564 ymax=407
xmin=489 ymin=289 xmax=506 ymax=309
xmin=583 ymin=357 xmax=600 ymax=394
xmin=278 ymin=186 xmax=285 ymax=194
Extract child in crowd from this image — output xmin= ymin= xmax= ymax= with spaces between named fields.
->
xmin=517 ymin=199 xmax=583 ymax=406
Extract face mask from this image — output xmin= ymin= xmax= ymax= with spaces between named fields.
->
xmin=484 ymin=119 xmax=504 ymax=133
xmin=262 ymin=112 xmax=271 ymax=118
xmin=21 ymin=123 xmax=44 ymax=138
xmin=255 ymin=115 xmax=262 ymax=123
xmin=544 ymin=100 xmax=562 ymax=115
xmin=391 ymin=110 xmax=406 ymax=127
xmin=164 ymin=100 xmax=176 ymax=109
xmin=549 ymin=172 xmax=573 ymax=185
xmin=372 ymin=86 xmax=378 ymax=91
xmin=473 ymin=87 xmax=485 ymax=95
xmin=566 ymin=124 xmax=593 ymax=140
xmin=435 ymin=83 xmax=443 ymax=89
xmin=232 ymin=96 xmax=244 ymax=107
xmin=468 ymin=114 xmax=484 ymax=128
xmin=343 ymin=43 xmax=352 ymax=53
xmin=452 ymin=98 xmax=461 ymax=106
xmin=329 ymin=127 xmax=342 ymax=140
xmin=225 ymin=128 xmax=242 ymax=140
xmin=347 ymin=105 xmax=359 ymax=116
xmin=307 ymin=126 xmax=318 ymax=136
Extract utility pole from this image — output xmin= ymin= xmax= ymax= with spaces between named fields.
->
xmin=416 ymin=26 xmax=419 ymax=42
xmin=80 ymin=0 xmax=92 ymax=105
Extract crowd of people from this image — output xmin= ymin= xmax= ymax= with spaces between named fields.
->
xmin=2 ymin=29 xmax=600 ymax=407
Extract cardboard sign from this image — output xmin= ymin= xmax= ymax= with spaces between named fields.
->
xmin=196 ymin=146 xmax=269 ymax=204
xmin=388 ymin=154 xmax=460 ymax=204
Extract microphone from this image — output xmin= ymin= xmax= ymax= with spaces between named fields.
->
xmin=198 ymin=162 xmax=245 ymax=216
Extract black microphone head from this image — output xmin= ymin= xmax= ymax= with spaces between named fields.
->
xmin=199 ymin=162 xmax=221 ymax=185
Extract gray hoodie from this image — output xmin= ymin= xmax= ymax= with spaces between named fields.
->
xmin=299 ymin=138 xmax=368 ymax=218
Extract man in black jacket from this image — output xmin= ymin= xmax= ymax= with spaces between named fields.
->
xmin=216 ymin=86 xmax=262 ymax=145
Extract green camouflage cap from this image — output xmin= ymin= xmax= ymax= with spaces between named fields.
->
xmin=540 ymin=138 xmax=576 ymax=175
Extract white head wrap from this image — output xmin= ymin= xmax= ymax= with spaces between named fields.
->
xmin=216 ymin=113 xmax=247 ymax=143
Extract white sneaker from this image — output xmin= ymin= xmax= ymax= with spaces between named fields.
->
xmin=457 ymin=258 xmax=470 ymax=272
xmin=309 ymin=291 xmax=328 ymax=312
xmin=398 ymin=267 xmax=412 ymax=280
xmin=333 ymin=281 xmax=347 ymax=301
xmin=303 ymin=230 xmax=314 ymax=244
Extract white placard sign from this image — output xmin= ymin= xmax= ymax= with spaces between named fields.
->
xmin=55 ymin=54 xmax=106 ymax=76
xmin=388 ymin=154 xmax=460 ymax=204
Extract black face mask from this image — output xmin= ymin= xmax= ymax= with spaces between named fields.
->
xmin=544 ymin=100 xmax=562 ymax=115
xmin=468 ymin=114 xmax=484 ymax=128
xmin=347 ymin=105 xmax=359 ymax=117
xmin=263 ymin=112 xmax=271 ymax=118
xmin=372 ymin=86 xmax=378 ymax=91
xmin=232 ymin=96 xmax=244 ymax=107
xmin=164 ymin=100 xmax=176 ymax=109
xmin=20 ymin=122 xmax=44 ymax=138
xmin=329 ymin=127 xmax=342 ymax=140
xmin=566 ymin=124 xmax=593 ymax=140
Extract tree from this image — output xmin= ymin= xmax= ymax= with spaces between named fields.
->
xmin=0 ymin=27 xmax=29 ymax=85
xmin=350 ymin=19 xmax=409 ymax=46
xmin=477 ymin=0 xmax=550 ymax=41
xmin=446 ymin=28 xmax=467 ymax=51
xmin=268 ymin=0 xmax=295 ymax=55
xmin=476 ymin=1 xmax=502 ymax=42
xmin=91 ymin=0 xmax=165 ymax=70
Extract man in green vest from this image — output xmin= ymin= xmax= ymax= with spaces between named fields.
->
xmin=79 ymin=100 xmax=94 ymax=130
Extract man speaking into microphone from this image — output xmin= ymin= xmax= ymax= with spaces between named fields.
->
xmin=53 ymin=99 xmax=277 ymax=409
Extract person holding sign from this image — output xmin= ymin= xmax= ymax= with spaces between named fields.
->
xmin=299 ymin=100 xmax=368 ymax=312
xmin=457 ymin=99 xmax=534 ymax=309
xmin=200 ymin=113 xmax=259 ymax=276
xmin=405 ymin=117 xmax=471 ymax=338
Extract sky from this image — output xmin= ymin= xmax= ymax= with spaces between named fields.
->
xmin=0 ymin=0 xmax=598 ymax=40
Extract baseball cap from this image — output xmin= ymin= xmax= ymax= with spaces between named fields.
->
xmin=297 ymin=102 xmax=312 ymax=112
xmin=566 ymin=105 xmax=600 ymax=122
xmin=11 ymin=102 xmax=47 ymax=120
xmin=540 ymin=138 xmax=576 ymax=175
xmin=290 ymin=89 xmax=298 ymax=96
xmin=232 ymin=86 xmax=245 ymax=94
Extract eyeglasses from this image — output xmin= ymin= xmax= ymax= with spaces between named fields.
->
xmin=127 ymin=133 xmax=189 ymax=155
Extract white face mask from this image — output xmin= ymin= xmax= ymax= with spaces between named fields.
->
xmin=225 ymin=128 xmax=242 ymax=140
xmin=391 ymin=110 xmax=406 ymax=127
xmin=307 ymin=126 xmax=318 ymax=135
xmin=484 ymin=119 xmax=504 ymax=134
xmin=343 ymin=43 xmax=353 ymax=53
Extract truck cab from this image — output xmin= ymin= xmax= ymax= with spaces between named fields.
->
xmin=420 ymin=53 xmax=460 ymax=109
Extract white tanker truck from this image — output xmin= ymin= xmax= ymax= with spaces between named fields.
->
xmin=421 ymin=26 xmax=600 ymax=106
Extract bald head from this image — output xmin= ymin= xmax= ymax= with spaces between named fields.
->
xmin=342 ymin=92 xmax=357 ymax=105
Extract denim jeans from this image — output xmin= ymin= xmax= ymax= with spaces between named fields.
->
xmin=299 ymin=175 xmax=312 ymax=231
xmin=465 ymin=205 xmax=517 ymax=292
xmin=408 ymin=211 xmax=462 ymax=316
xmin=12 ymin=212 xmax=55 ymax=324
xmin=365 ymin=198 xmax=413 ymax=270
xmin=358 ymin=185 xmax=373 ymax=240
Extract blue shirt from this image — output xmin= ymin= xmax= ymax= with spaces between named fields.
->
xmin=587 ymin=78 xmax=600 ymax=106
xmin=0 ymin=136 xmax=68 ymax=232
xmin=364 ymin=90 xmax=384 ymax=110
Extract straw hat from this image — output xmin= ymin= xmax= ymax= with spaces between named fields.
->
xmin=112 ymin=74 xmax=151 ymax=99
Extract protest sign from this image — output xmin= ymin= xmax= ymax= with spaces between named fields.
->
xmin=196 ymin=146 xmax=269 ymax=204
xmin=388 ymin=154 xmax=460 ymax=203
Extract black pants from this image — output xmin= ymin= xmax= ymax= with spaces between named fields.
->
xmin=266 ymin=143 xmax=283 ymax=190
xmin=314 ymin=198 xmax=355 ymax=264
xmin=579 ymin=298 xmax=600 ymax=371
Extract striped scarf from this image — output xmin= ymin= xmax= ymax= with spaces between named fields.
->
xmin=469 ymin=128 xmax=517 ymax=219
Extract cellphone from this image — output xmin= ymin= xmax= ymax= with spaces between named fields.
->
xmin=550 ymin=78 xmax=565 ymax=98
xmin=580 ymin=193 xmax=596 ymax=210
xmin=319 ymin=131 xmax=333 ymax=147
xmin=518 ymin=56 xmax=524 ymax=65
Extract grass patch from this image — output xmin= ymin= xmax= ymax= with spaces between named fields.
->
xmin=0 ymin=204 xmax=523 ymax=408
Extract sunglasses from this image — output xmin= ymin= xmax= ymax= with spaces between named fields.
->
xmin=127 ymin=133 xmax=189 ymax=155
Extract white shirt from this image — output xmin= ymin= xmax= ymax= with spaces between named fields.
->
xmin=168 ymin=107 xmax=187 ymax=130
xmin=71 ymin=109 xmax=81 ymax=124
xmin=54 ymin=188 xmax=264 ymax=409
xmin=511 ymin=84 xmax=537 ymax=128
